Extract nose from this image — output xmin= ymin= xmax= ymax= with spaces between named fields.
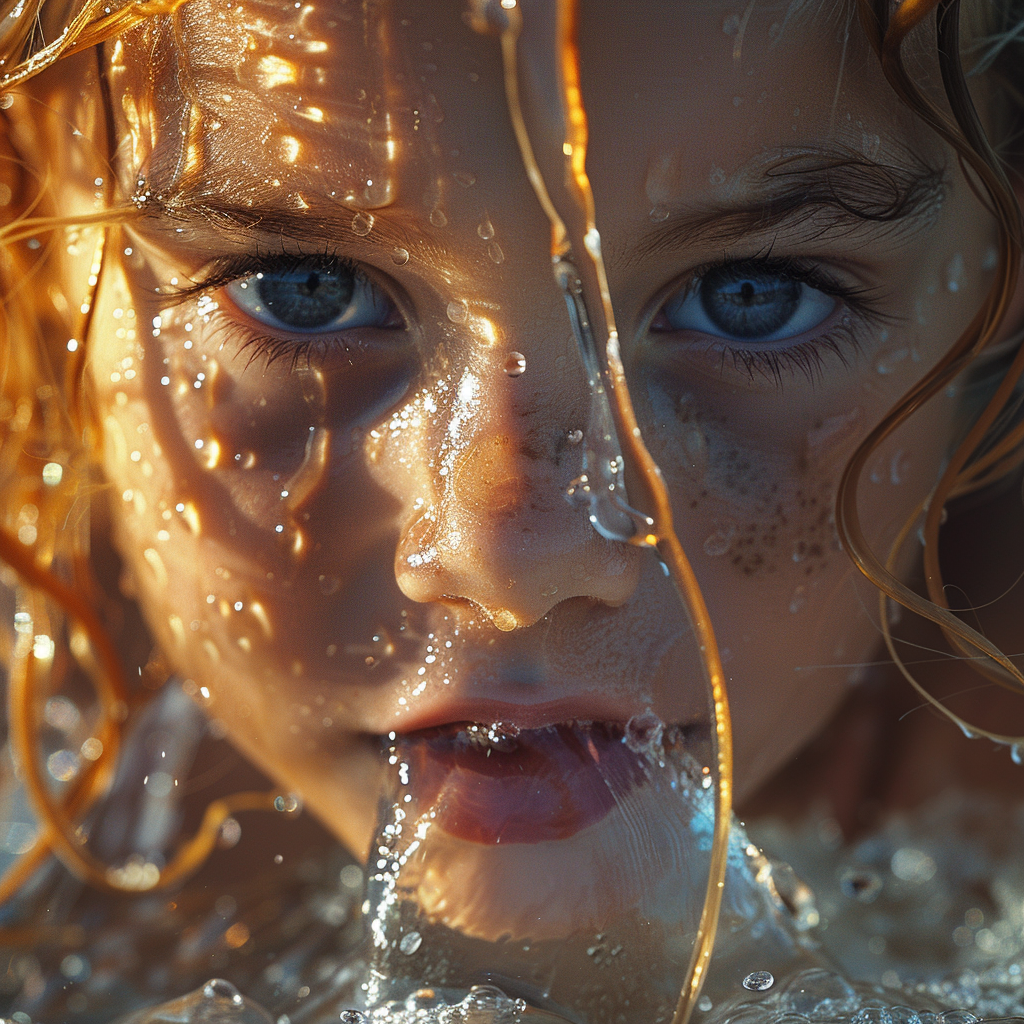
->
xmin=394 ymin=360 xmax=642 ymax=630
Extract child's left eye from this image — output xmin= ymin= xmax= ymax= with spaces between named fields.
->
xmin=224 ymin=263 xmax=397 ymax=333
xmin=653 ymin=263 xmax=837 ymax=344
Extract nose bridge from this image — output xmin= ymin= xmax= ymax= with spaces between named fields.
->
xmin=395 ymin=343 xmax=642 ymax=629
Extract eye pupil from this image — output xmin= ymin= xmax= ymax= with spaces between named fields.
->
xmin=257 ymin=267 xmax=356 ymax=329
xmin=700 ymin=266 xmax=800 ymax=338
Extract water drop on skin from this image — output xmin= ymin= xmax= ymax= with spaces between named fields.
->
xmin=649 ymin=204 xmax=669 ymax=222
xmin=391 ymin=247 xmax=410 ymax=266
xmin=453 ymin=170 xmax=476 ymax=187
xmin=702 ymin=527 xmax=734 ymax=557
xmin=503 ymin=352 xmax=526 ymax=376
xmin=351 ymin=212 xmax=374 ymax=236
xmin=742 ymin=971 xmax=775 ymax=992
xmin=477 ymin=217 xmax=495 ymax=240
xmin=447 ymin=300 xmax=469 ymax=324
xmin=429 ymin=208 xmax=448 ymax=228
xmin=945 ymin=252 xmax=965 ymax=293
xmin=567 ymin=429 xmax=583 ymax=444
xmin=487 ymin=241 xmax=505 ymax=264
xmin=203 ymin=979 xmax=243 ymax=1005
xmin=399 ymin=930 xmax=423 ymax=954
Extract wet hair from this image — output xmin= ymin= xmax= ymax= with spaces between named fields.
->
xmin=0 ymin=0 xmax=1021 ymax=943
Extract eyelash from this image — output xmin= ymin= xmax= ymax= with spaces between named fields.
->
xmin=165 ymin=249 xmax=891 ymax=384
xmin=165 ymin=248 xmax=392 ymax=369
xmin=654 ymin=255 xmax=892 ymax=385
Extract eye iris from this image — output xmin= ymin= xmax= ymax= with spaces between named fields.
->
xmin=257 ymin=269 xmax=355 ymax=329
xmin=700 ymin=267 xmax=800 ymax=339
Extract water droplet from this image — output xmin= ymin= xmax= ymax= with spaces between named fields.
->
xmin=399 ymin=930 xmax=422 ymax=954
xmin=477 ymin=218 xmax=495 ymax=240
xmin=273 ymin=793 xmax=301 ymax=813
xmin=203 ymin=979 xmax=243 ymax=1005
xmin=703 ymin=526 xmax=735 ymax=558
xmin=839 ymin=866 xmax=882 ymax=902
xmin=446 ymin=300 xmax=468 ymax=324
xmin=453 ymin=170 xmax=476 ymax=187
xmin=648 ymin=203 xmax=670 ymax=223
xmin=743 ymin=971 xmax=775 ymax=992
xmin=709 ymin=165 xmax=726 ymax=186
xmin=319 ymin=574 xmax=340 ymax=595
xmin=503 ymin=352 xmax=526 ymax=376
xmin=429 ymin=207 xmax=448 ymax=228
xmin=340 ymin=1011 xmax=367 ymax=1024
xmin=351 ymin=212 xmax=374 ymax=236
xmin=1011 ymin=743 xmax=1023 ymax=765
xmin=625 ymin=710 xmax=663 ymax=754
xmin=487 ymin=241 xmax=505 ymax=264
xmin=391 ymin=247 xmax=410 ymax=266
xmin=945 ymin=252 xmax=965 ymax=293
xmin=698 ymin=996 xmax=713 ymax=1012
xmin=874 ymin=347 xmax=909 ymax=375
xmin=567 ymin=429 xmax=583 ymax=444
xmin=861 ymin=132 xmax=881 ymax=159
xmin=47 ymin=749 xmax=80 ymax=782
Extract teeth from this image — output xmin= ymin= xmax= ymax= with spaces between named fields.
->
xmin=458 ymin=721 xmax=521 ymax=753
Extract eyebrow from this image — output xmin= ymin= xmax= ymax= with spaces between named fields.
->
xmin=614 ymin=146 xmax=948 ymax=269
xmin=136 ymin=144 xmax=946 ymax=264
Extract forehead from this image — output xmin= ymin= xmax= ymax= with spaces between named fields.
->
xmin=111 ymin=0 xmax=918 ymax=227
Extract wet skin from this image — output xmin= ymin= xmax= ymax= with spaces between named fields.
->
xmin=79 ymin=0 xmax=997 ymax=877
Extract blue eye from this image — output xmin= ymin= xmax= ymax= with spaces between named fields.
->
xmin=659 ymin=264 xmax=836 ymax=343
xmin=225 ymin=263 xmax=396 ymax=333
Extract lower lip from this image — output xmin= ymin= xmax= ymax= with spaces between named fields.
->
xmin=393 ymin=721 xmax=646 ymax=845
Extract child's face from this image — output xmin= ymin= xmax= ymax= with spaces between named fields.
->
xmin=84 ymin=0 xmax=991 ymax=857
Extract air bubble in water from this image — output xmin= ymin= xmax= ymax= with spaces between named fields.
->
xmin=391 ymin=248 xmax=410 ymax=266
xmin=351 ymin=212 xmax=374 ymax=236
xmin=398 ymin=930 xmax=423 ymax=954
xmin=743 ymin=971 xmax=775 ymax=992
xmin=503 ymin=352 xmax=526 ymax=376
xmin=203 ymin=979 xmax=244 ymax=1005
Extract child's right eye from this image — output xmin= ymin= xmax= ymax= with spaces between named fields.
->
xmin=224 ymin=258 xmax=401 ymax=334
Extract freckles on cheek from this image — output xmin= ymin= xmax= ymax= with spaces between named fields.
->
xmin=659 ymin=397 xmax=850 ymax=586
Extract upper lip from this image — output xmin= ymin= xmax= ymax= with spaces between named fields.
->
xmin=378 ymin=695 xmax=647 ymax=735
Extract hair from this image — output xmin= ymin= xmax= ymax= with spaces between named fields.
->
xmin=0 ymin=0 xmax=1021 ymax=995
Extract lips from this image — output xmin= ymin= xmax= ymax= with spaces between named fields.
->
xmin=391 ymin=720 xmax=648 ymax=844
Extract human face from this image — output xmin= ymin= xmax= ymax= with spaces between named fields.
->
xmin=84 ymin=0 xmax=991 ymax=862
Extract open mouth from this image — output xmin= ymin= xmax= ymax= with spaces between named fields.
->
xmin=387 ymin=718 xmax=673 ymax=845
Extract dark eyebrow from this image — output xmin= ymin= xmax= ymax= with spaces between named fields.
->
xmin=613 ymin=146 xmax=948 ymax=269
xmin=133 ymin=185 xmax=441 ymax=262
